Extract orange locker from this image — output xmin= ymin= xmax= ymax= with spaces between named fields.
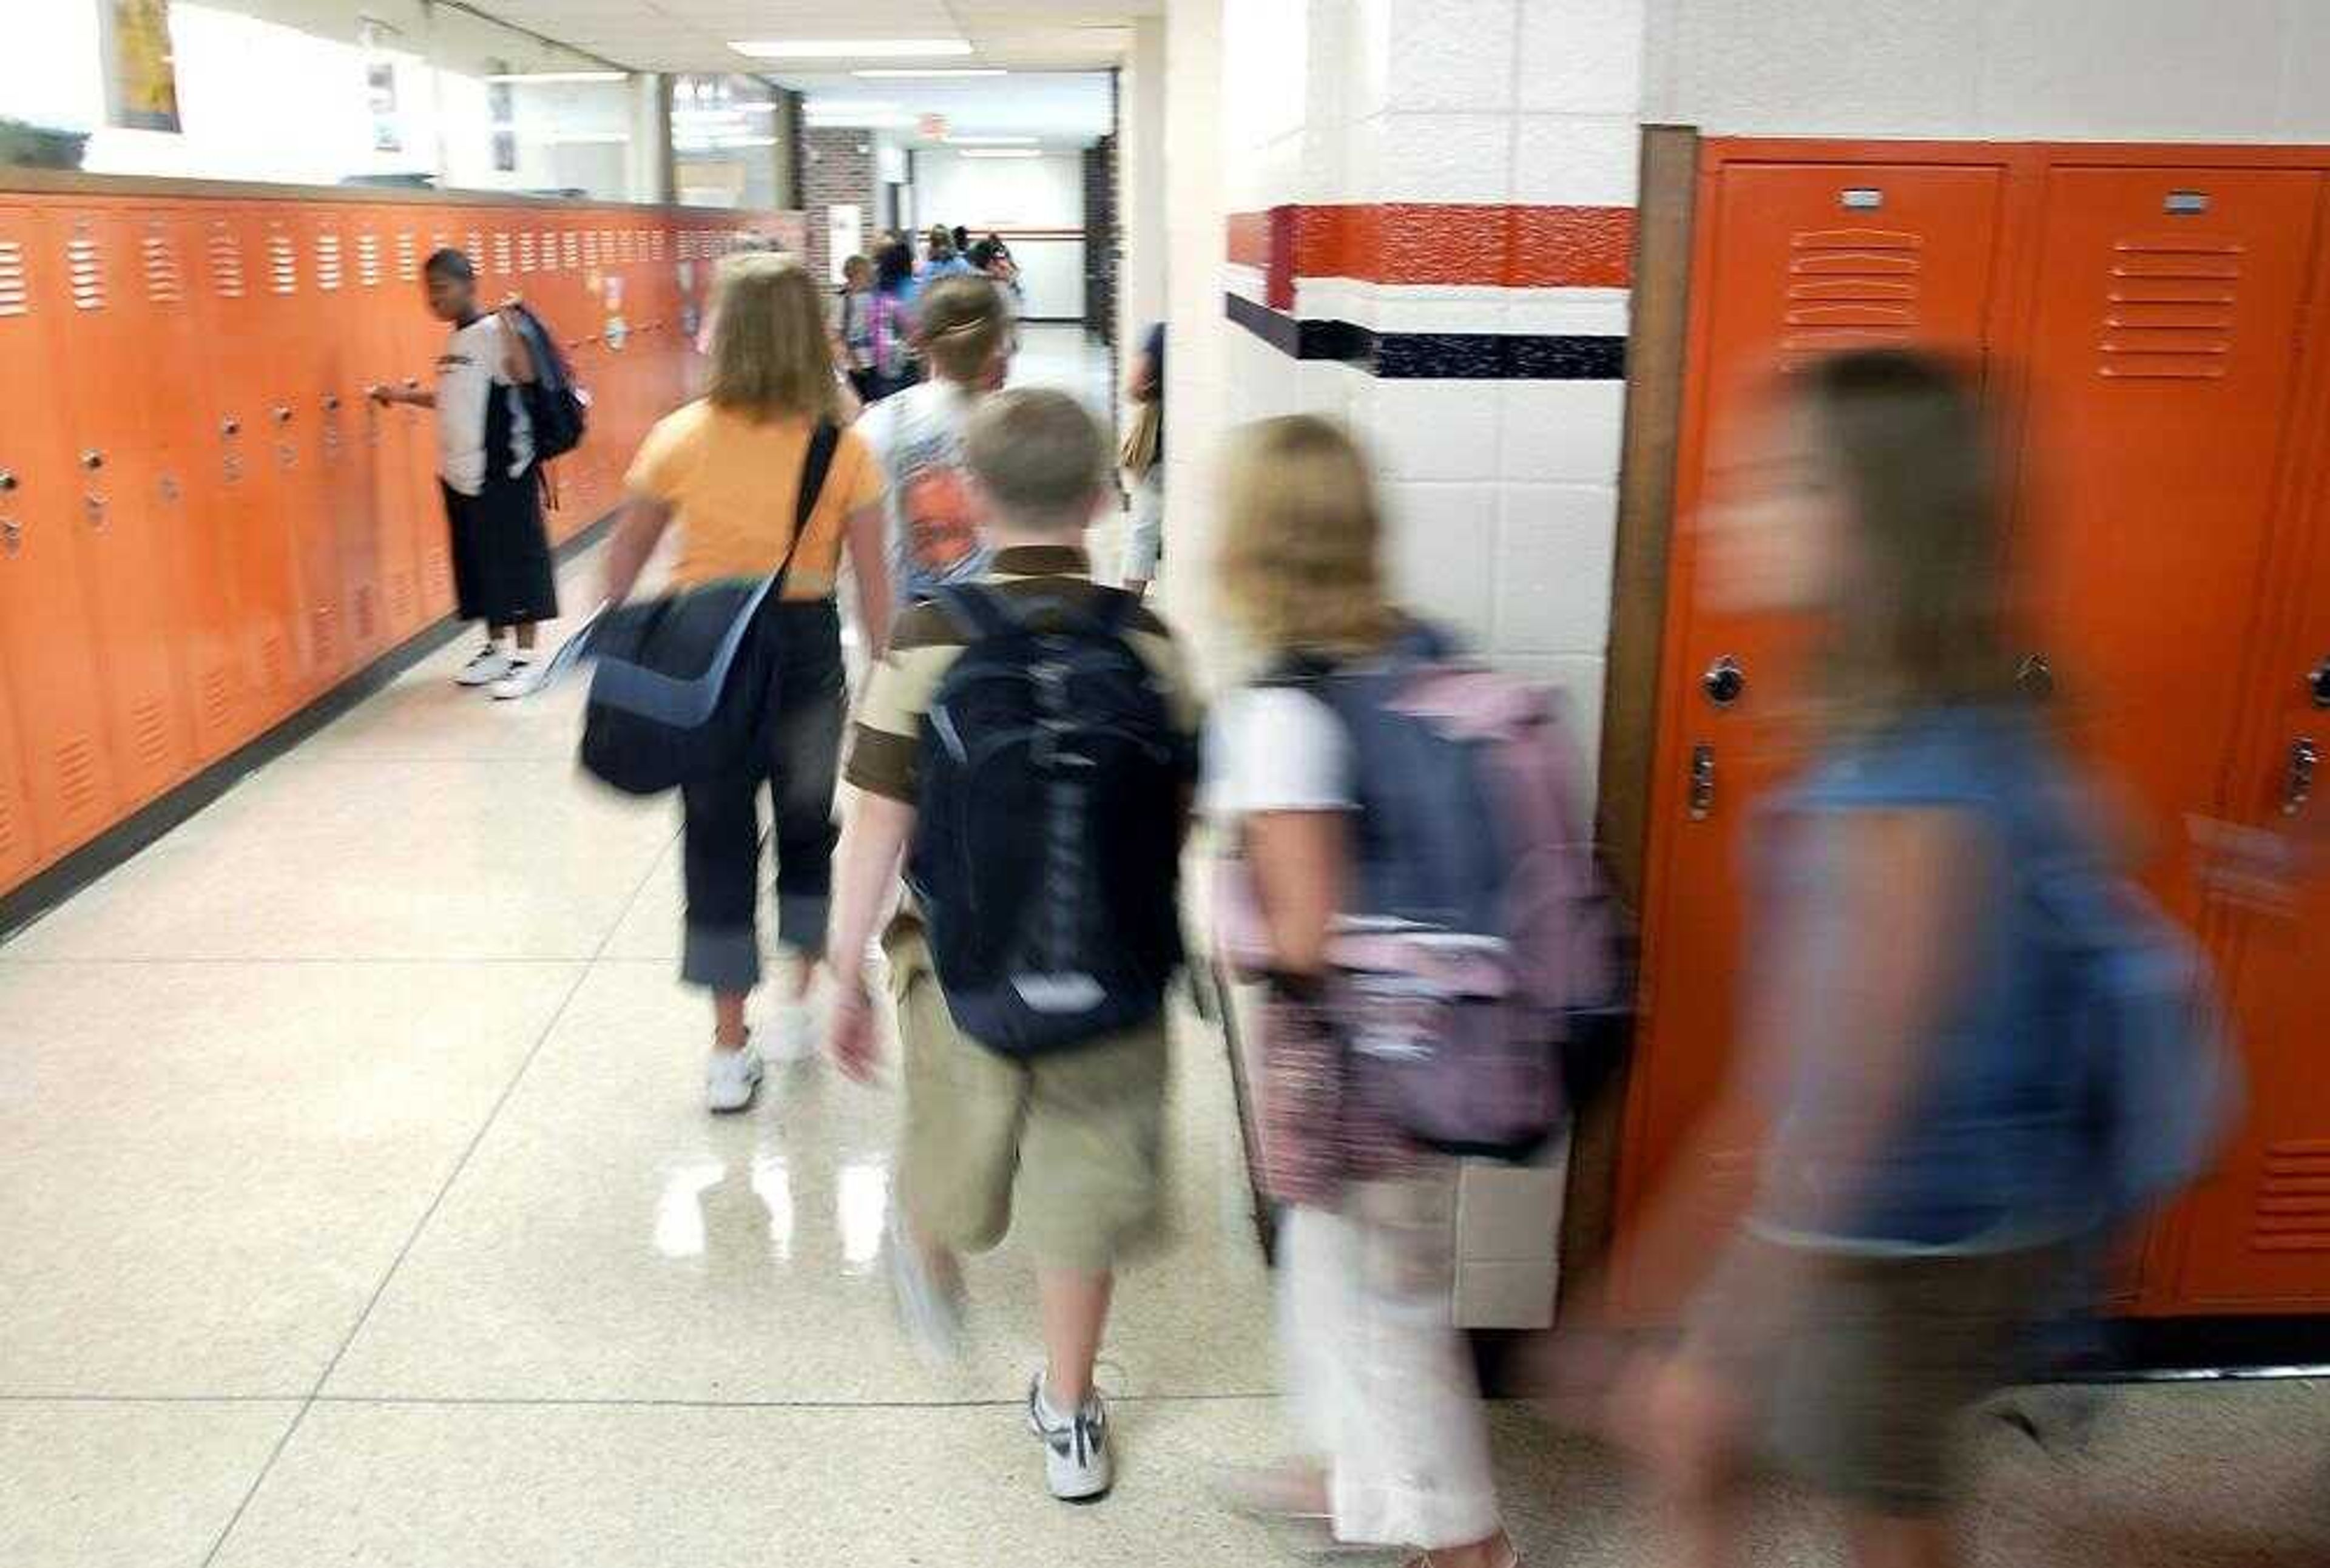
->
xmin=36 ymin=201 xmax=197 ymax=808
xmin=307 ymin=208 xmax=387 ymax=661
xmin=130 ymin=205 xmax=248 ymax=759
xmin=348 ymin=208 xmax=422 ymax=643
xmin=0 ymin=201 xmax=121 ymax=858
xmin=1614 ymin=161 xmax=2014 ymax=1315
xmin=393 ymin=206 xmax=456 ymax=620
xmin=2171 ymin=341 xmax=2330 ymax=1308
xmin=2011 ymin=167 xmax=2325 ymax=925
xmin=0 ymin=655 xmax=36 ymax=888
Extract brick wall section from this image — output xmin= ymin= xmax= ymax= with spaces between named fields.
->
xmin=1083 ymin=132 xmax=1119 ymax=345
xmin=801 ymin=126 xmax=876 ymax=287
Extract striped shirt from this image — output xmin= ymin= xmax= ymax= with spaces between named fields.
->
xmin=845 ymin=546 xmax=1203 ymax=806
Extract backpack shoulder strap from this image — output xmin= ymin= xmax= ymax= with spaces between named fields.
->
xmin=769 ymin=421 xmax=840 ymax=592
xmin=934 ymin=583 xmax=1020 ymax=643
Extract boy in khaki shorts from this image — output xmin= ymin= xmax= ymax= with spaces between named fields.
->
xmin=826 ymin=389 xmax=1200 ymax=1503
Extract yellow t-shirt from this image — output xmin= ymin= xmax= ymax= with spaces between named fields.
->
xmin=625 ymin=400 xmax=885 ymax=596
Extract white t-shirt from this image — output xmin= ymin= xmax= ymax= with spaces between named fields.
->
xmin=1202 ymin=684 xmax=1356 ymax=820
xmin=853 ymin=379 xmax=991 ymax=605
xmin=435 ymin=314 xmax=534 ymax=496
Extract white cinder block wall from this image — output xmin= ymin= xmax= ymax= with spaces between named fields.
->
xmin=1196 ymin=0 xmax=1649 ymax=776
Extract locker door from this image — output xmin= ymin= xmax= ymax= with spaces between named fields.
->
xmin=0 ymin=203 xmax=120 ymax=857
xmin=0 ymin=655 xmax=38 ymax=890
xmin=39 ymin=204 xmax=196 ymax=808
xmin=2172 ymin=398 xmax=2330 ymax=1307
xmin=133 ymin=208 xmax=246 ymax=759
xmin=308 ymin=209 xmax=382 ymax=662
xmin=1614 ymin=163 xmax=2011 ymax=1316
xmin=250 ymin=205 xmax=341 ymax=684
xmin=195 ymin=209 xmax=305 ymax=725
xmin=2013 ymin=167 xmax=2323 ymax=924
xmin=391 ymin=211 xmax=454 ymax=620
xmin=356 ymin=213 xmax=421 ymax=641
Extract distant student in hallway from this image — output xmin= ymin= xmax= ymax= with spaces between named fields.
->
xmin=1119 ymin=322 xmax=1165 ymax=598
xmin=849 ymin=275 xmax=1014 ymax=607
xmin=834 ymin=253 xmax=879 ymax=405
xmin=371 ymin=248 xmax=558 ymax=698
xmin=826 ymin=389 xmax=1200 ymax=1504
xmin=919 ymin=224 xmax=976 ymax=281
xmin=604 ymin=254 xmax=891 ymax=1112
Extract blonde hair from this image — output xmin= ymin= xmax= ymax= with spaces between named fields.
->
xmin=703 ymin=254 xmax=840 ymax=423
xmin=964 ymin=389 xmax=1107 ymax=531
xmin=1216 ymin=415 xmax=1400 ymax=657
xmin=916 ymin=275 xmax=1008 ymax=384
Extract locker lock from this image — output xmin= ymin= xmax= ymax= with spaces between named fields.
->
xmin=0 ymin=469 xmax=16 ymax=493
xmin=220 ymin=417 xmax=241 ymax=437
xmin=322 ymin=393 xmax=341 ymax=412
xmin=1702 ymin=655 xmax=1746 ymax=707
xmin=271 ymin=405 xmax=293 ymax=425
xmin=2310 ymin=657 xmax=2330 ymax=710
xmin=79 ymin=449 xmax=104 ymax=473
xmin=2017 ymin=653 xmax=2055 ymax=701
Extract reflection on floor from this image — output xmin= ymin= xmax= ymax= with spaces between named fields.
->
xmin=2 ymin=328 xmax=2325 ymax=1564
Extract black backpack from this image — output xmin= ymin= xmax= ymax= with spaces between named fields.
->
xmin=507 ymin=302 xmax=587 ymax=461
xmin=907 ymin=586 xmax=1191 ymax=1055
xmin=576 ymin=424 xmax=837 ymax=796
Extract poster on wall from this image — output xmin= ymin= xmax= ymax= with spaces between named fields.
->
xmin=366 ymin=62 xmax=401 ymax=152
xmin=827 ymin=204 xmax=862 ymax=285
xmin=101 ymin=0 xmax=181 ymax=132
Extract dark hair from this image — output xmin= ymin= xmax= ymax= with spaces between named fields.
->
xmin=422 ymin=246 xmax=474 ymax=283
xmin=1794 ymin=348 xmax=2013 ymax=717
xmin=874 ymin=240 xmax=915 ymax=293
xmin=951 ymin=225 xmax=970 ymax=252
xmin=967 ymin=238 xmax=999 ymax=271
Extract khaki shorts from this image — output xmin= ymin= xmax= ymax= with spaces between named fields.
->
xmin=1693 ymin=1237 xmax=2067 ymax=1515
xmin=889 ymin=929 xmax=1169 ymax=1274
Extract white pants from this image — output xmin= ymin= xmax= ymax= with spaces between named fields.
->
xmin=1280 ymin=1174 xmax=1502 ymax=1550
xmin=1123 ymin=466 xmax=1164 ymax=583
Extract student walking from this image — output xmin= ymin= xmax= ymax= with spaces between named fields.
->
xmin=601 ymin=254 xmax=891 ymax=1110
xmin=1610 ymin=349 xmax=2229 ymax=1568
xmin=834 ymin=254 xmax=879 ymax=405
xmin=848 ymin=275 xmax=1014 ymax=608
xmin=865 ymin=240 xmax=922 ymax=403
xmin=1204 ymin=415 xmax=1525 ymax=1568
xmin=371 ymin=248 xmax=558 ymax=697
xmin=1120 ymin=322 xmax=1166 ymax=598
xmin=826 ymin=389 xmax=1201 ymax=1503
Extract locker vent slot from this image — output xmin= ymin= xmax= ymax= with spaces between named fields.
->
xmin=268 ymin=231 xmax=297 ymax=295
xmin=261 ymin=632 xmax=288 ymax=692
xmin=1782 ymin=228 xmax=1920 ymax=358
xmin=492 ymin=231 xmax=513 ymax=274
xmin=55 ymin=736 xmax=100 ymax=818
xmin=389 ymin=572 xmax=415 ymax=624
xmin=2250 ymin=1141 xmax=2330 ymax=1251
xmin=562 ymin=231 xmax=580 ymax=269
xmin=518 ymin=231 xmax=538 ymax=272
xmin=208 ymin=229 xmax=245 ymax=299
xmin=315 ymin=231 xmax=343 ymax=291
xmin=0 ymin=789 xmax=17 ymax=865
xmin=0 ymin=240 xmax=25 ymax=316
xmin=465 ymin=231 xmax=483 ymax=270
xmin=312 ymin=607 xmax=337 ymax=667
xmin=625 ymin=230 xmax=640 ymax=263
xmin=67 ymin=230 xmax=104 ymax=311
xmin=651 ymin=230 xmax=666 ymax=262
xmin=202 ymin=667 xmax=233 ymax=731
xmin=2101 ymin=237 xmax=2243 ymax=379
xmin=600 ymin=230 xmax=616 ymax=265
xmin=356 ymin=233 xmax=382 ymax=288
xmin=396 ymin=230 xmax=418 ymax=282
xmin=583 ymin=230 xmax=600 ymax=267
xmin=354 ymin=584 xmax=377 ymax=643
xmin=678 ymin=231 xmax=697 ymax=260
xmin=130 ymin=698 xmax=169 ymax=771
xmin=143 ymin=232 xmax=184 ymax=303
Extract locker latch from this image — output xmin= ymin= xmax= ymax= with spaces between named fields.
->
xmin=2288 ymin=738 xmax=2320 ymax=818
xmin=1689 ymin=743 xmax=1717 ymax=822
xmin=2308 ymin=657 xmax=2330 ymax=710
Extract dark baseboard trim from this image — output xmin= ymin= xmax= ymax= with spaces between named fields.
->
xmin=1224 ymin=290 xmax=1629 ymax=380
xmin=0 ymin=507 xmax=619 ymax=945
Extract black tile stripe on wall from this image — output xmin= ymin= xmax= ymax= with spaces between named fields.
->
xmin=1224 ymin=291 xmax=1626 ymax=380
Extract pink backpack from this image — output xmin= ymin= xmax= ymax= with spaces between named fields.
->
xmin=1218 ymin=632 xmax=1619 ymax=1157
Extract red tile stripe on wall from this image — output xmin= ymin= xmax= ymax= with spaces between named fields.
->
xmin=1227 ymin=203 xmax=1637 ymax=308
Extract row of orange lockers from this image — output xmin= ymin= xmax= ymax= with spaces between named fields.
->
xmin=0 ymin=182 xmax=775 ymax=896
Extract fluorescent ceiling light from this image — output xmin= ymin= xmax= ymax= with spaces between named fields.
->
xmin=731 ymin=38 xmax=973 ymax=60
xmin=805 ymin=100 xmax=899 ymax=114
xmin=485 ymin=70 xmax=626 ymax=83
xmin=807 ymin=114 xmax=914 ymax=129
xmin=959 ymin=148 xmax=1042 ymax=159
xmin=854 ymin=68 xmax=1006 ymax=78
xmin=722 ymin=136 xmax=778 ymax=147
xmin=947 ymin=135 xmax=1037 ymax=146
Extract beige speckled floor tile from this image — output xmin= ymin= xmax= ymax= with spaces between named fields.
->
xmin=323 ymin=959 xmax=1277 ymax=1404
xmin=0 ymin=961 xmax=581 ymax=1395
xmin=2 ymin=756 xmax=672 ymax=961
xmin=0 ymin=1400 xmax=297 ymax=1568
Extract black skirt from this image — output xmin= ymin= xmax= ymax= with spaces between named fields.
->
xmin=441 ymin=473 xmax=559 ymax=626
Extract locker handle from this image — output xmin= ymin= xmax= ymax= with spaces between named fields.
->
xmin=0 ymin=469 xmax=16 ymax=492
xmin=2309 ymin=657 xmax=2330 ymax=710
xmin=2016 ymin=653 xmax=2055 ymax=701
xmin=322 ymin=393 xmax=341 ymax=412
xmin=220 ymin=417 xmax=241 ymax=437
xmin=79 ymin=449 xmax=104 ymax=473
xmin=1689 ymin=742 xmax=1717 ymax=822
xmin=402 ymin=377 xmax=420 ymax=391
xmin=271 ymin=405 xmax=293 ymax=425
xmin=2288 ymin=738 xmax=2320 ymax=818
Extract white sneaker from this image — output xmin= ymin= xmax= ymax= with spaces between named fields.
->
xmin=704 ymin=1042 xmax=764 ymax=1113
xmin=487 ymin=655 xmax=541 ymax=701
xmin=885 ymin=1203 xmax=965 ymax=1364
xmin=1027 ymin=1374 xmax=1113 ymax=1503
xmin=455 ymin=644 xmax=512 ymax=687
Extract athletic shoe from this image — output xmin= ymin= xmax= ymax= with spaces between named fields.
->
xmin=1027 ymin=1373 xmax=1113 ymax=1503
xmin=762 ymin=998 xmax=818 ymax=1064
xmin=885 ymin=1203 xmax=965 ymax=1364
xmin=704 ymin=1043 xmax=764 ymax=1113
xmin=487 ymin=655 xmax=541 ymax=701
xmin=455 ymin=645 xmax=512 ymax=686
